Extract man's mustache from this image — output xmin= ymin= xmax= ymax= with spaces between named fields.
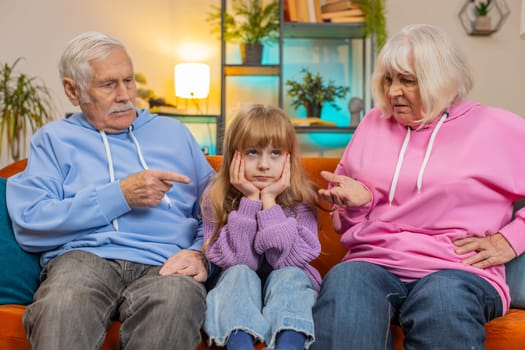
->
xmin=108 ymin=101 xmax=135 ymax=113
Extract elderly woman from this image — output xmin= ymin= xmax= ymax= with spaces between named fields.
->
xmin=311 ymin=24 xmax=525 ymax=350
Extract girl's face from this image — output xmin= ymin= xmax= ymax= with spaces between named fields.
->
xmin=242 ymin=145 xmax=287 ymax=190
xmin=383 ymin=69 xmax=423 ymax=127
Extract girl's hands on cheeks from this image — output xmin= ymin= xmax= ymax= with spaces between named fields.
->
xmin=230 ymin=151 xmax=260 ymax=200
xmin=261 ymin=153 xmax=290 ymax=208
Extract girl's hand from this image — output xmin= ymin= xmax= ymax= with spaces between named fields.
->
xmin=261 ymin=154 xmax=291 ymax=208
xmin=230 ymin=151 xmax=259 ymax=200
xmin=318 ymin=171 xmax=371 ymax=207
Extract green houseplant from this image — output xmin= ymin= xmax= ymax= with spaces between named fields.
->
xmin=0 ymin=58 xmax=54 ymax=160
xmin=352 ymin=0 xmax=388 ymax=51
xmin=473 ymin=0 xmax=492 ymax=16
xmin=207 ymin=0 xmax=280 ymax=64
xmin=470 ymin=0 xmax=493 ymax=32
xmin=285 ymin=68 xmax=349 ymax=118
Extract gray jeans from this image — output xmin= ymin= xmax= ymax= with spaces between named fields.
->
xmin=23 ymin=250 xmax=206 ymax=350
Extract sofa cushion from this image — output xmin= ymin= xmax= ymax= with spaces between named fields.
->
xmin=0 ymin=177 xmax=41 ymax=305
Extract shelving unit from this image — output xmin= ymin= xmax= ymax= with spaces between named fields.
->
xmin=157 ymin=113 xmax=218 ymax=155
xmin=217 ymin=0 xmax=373 ymax=154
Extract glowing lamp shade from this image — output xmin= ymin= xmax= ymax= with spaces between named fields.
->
xmin=175 ymin=63 xmax=210 ymax=99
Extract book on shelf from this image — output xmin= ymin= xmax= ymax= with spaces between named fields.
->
xmin=314 ymin=0 xmax=323 ymax=22
xmin=321 ymin=8 xmax=363 ymax=20
xmin=287 ymin=0 xmax=320 ymax=23
xmin=320 ymin=0 xmax=355 ymax=14
xmin=290 ymin=117 xmax=337 ymax=126
xmin=286 ymin=0 xmax=307 ymax=22
xmin=326 ymin=15 xmax=365 ymax=23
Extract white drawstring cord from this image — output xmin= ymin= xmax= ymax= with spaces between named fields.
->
xmin=388 ymin=112 xmax=448 ymax=204
xmin=128 ymin=126 xmax=173 ymax=208
xmin=100 ymin=130 xmax=119 ymax=231
xmin=416 ymin=112 xmax=448 ymax=193
xmin=388 ymin=127 xmax=411 ymax=205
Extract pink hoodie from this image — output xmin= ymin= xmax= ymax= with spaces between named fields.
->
xmin=334 ymin=100 xmax=525 ymax=313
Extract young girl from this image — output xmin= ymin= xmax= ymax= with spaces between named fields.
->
xmin=202 ymin=104 xmax=321 ymax=350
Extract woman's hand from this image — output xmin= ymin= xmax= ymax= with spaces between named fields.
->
xmin=260 ymin=153 xmax=291 ymax=208
xmin=318 ymin=171 xmax=371 ymax=207
xmin=230 ymin=151 xmax=260 ymax=200
xmin=454 ymin=232 xmax=517 ymax=268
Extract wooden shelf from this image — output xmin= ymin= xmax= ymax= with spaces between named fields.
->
xmin=294 ymin=126 xmax=356 ymax=133
xmin=155 ymin=112 xmax=218 ymax=124
xmin=224 ymin=65 xmax=281 ymax=76
xmin=283 ymin=22 xmax=366 ymax=39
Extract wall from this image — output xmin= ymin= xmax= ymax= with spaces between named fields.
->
xmin=0 ymin=0 xmax=221 ymax=166
xmin=0 ymin=0 xmax=524 ymax=164
xmin=386 ymin=0 xmax=525 ymax=122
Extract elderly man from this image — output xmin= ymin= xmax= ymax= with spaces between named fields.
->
xmin=6 ymin=31 xmax=215 ymax=349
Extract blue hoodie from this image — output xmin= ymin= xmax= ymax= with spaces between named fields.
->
xmin=6 ymin=109 xmax=215 ymax=267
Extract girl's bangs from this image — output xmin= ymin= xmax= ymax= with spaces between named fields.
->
xmin=239 ymin=116 xmax=291 ymax=151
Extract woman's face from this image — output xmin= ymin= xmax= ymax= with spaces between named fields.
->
xmin=383 ymin=69 xmax=423 ymax=127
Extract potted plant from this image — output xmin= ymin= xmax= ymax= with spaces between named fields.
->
xmin=471 ymin=0 xmax=493 ymax=32
xmin=352 ymin=0 xmax=388 ymax=51
xmin=207 ymin=0 xmax=280 ymax=65
xmin=0 ymin=58 xmax=55 ymax=161
xmin=285 ymin=68 xmax=350 ymax=118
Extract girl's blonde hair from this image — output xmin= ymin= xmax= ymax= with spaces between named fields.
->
xmin=202 ymin=104 xmax=319 ymax=250
xmin=370 ymin=24 xmax=473 ymax=125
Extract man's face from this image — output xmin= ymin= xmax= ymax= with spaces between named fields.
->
xmin=79 ymin=47 xmax=137 ymax=133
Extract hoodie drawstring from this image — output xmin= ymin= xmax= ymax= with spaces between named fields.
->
xmin=100 ymin=130 xmax=119 ymax=231
xmin=99 ymin=126 xmax=173 ymax=231
xmin=416 ymin=112 xmax=448 ymax=192
xmin=389 ymin=127 xmax=411 ymax=205
xmin=128 ymin=126 xmax=173 ymax=208
xmin=388 ymin=112 xmax=448 ymax=205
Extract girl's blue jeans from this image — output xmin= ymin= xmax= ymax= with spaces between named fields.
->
xmin=204 ymin=264 xmax=318 ymax=349
xmin=312 ymin=261 xmax=503 ymax=350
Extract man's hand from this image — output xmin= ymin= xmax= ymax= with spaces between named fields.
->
xmin=454 ymin=232 xmax=517 ymax=268
xmin=159 ymin=249 xmax=208 ymax=282
xmin=120 ymin=169 xmax=190 ymax=207
xmin=318 ymin=171 xmax=371 ymax=207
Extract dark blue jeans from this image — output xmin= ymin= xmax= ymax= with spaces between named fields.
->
xmin=312 ymin=261 xmax=502 ymax=350
xmin=24 ymin=250 xmax=207 ymax=350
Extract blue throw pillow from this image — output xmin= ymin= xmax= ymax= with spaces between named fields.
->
xmin=0 ymin=177 xmax=41 ymax=305
xmin=506 ymin=253 xmax=525 ymax=309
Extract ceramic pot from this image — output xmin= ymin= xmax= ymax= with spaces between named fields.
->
xmin=240 ymin=43 xmax=263 ymax=65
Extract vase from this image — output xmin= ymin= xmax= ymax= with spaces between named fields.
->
xmin=240 ymin=43 xmax=263 ymax=65
xmin=304 ymin=101 xmax=322 ymax=118
xmin=471 ymin=15 xmax=493 ymax=34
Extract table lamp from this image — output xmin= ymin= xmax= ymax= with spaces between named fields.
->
xmin=174 ymin=63 xmax=210 ymax=113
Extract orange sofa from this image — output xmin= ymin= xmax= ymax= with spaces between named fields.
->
xmin=1 ymin=156 xmax=524 ymax=350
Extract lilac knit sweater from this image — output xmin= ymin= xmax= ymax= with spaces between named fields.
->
xmin=204 ymin=197 xmax=321 ymax=290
